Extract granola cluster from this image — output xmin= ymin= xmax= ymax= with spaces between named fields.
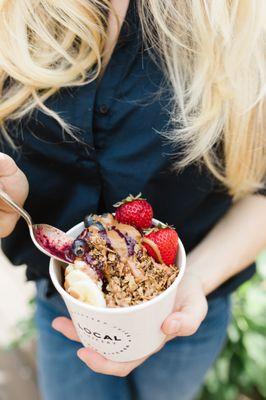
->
xmin=104 ymin=242 xmax=178 ymax=307
xmin=65 ymin=213 xmax=179 ymax=307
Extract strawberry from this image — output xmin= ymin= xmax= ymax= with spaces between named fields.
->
xmin=142 ymin=226 xmax=178 ymax=265
xmin=114 ymin=193 xmax=153 ymax=230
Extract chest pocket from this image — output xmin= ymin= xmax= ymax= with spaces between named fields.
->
xmin=7 ymin=85 xmax=96 ymax=170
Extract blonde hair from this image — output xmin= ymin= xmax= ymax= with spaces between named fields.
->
xmin=0 ymin=0 xmax=265 ymax=199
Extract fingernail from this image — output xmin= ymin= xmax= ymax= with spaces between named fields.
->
xmin=168 ymin=319 xmax=181 ymax=334
xmin=77 ymin=348 xmax=95 ymax=362
xmin=77 ymin=349 xmax=84 ymax=360
xmin=51 ymin=320 xmax=60 ymax=330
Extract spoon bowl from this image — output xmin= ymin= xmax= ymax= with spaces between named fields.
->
xmin=32 ymin=224 xmax=74 ymax=263
xmin=0 ymin=188 xmax=74 ymax=263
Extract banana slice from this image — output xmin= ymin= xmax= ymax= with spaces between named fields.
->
xmin=65 ymin=269 xmax=106 ymax=307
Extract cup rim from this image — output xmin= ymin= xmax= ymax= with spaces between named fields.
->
xmin=49 ymin=218 xmax=186 ymax=314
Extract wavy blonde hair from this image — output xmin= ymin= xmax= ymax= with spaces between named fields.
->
xmin=0 ymin=0 xmax=265 ymax=199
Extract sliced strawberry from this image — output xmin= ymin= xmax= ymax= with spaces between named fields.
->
xmin=143 ymin=226 xmax=178 ymax=265
xmin=114 ymin=193 xmax=153 ymax=230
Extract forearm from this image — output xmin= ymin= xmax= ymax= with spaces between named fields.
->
xmin=187 ymin=195 xmax=266 ymax=295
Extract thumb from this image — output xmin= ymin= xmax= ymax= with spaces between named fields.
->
xmin=162 ymin=293 xmax=208 ymax=337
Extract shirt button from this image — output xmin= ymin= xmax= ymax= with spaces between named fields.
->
xmin=98 ymin=104 xmax=110 ymax=115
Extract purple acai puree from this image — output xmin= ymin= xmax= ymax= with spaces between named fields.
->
xmin=84 ymin=251 xmax=104 ymax=281
xmin=92 ymin=261 xmax=105 ymax=281
xmin=34 ymin=226 xmax=74 ymax=262
xmin=124 ymin=235 xmax=136 ymax=256
xmin=98 ymin=230 xmax=112 ymax=248
xmin=71 ymin=230 xmax=106 ymax=280
xmin=77 ymin=229 xmax=90 ymax=241
xmin=113 ymin=228 xmax=136 ymax=256
xmin=85 ymin=253 xmax=93 ymax=264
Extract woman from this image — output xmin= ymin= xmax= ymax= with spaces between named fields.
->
xmin=0 ymin=1 xmax=265 ymax=399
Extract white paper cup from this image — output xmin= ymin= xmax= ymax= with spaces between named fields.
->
xmin=49 ymin=218 xmax=186 ymax=362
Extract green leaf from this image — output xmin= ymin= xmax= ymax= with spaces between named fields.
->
xmin=200 ymin=264 xmax=266 ymax=400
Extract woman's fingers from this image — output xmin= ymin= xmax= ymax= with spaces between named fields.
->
xmin=162 ymin=274 xmax=208 ymax=337
xmin=0 ymin=153 xmax=29 ymax=237
xmin=52 ymin=317 xmax=81 ymax=342
xmin=0 ymin=155 xmax=20 ymax=236
xmin=77 ymin=348 xmax=146 ymax=377
xmin=52 ymin=316 xmax=146 ymax=376
xmin=0 ymin=212 xmax=19 ymax=237
xmin=0 ymin=153 xmax=18 ymax=177
xmin=0 ymin=153 xmax=18 ymax=216
xmin=163 ymin=297 xmax=208 ymax=337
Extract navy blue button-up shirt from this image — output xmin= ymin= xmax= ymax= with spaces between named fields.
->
xmin=1 ymin=1 xmax=255 ymax=297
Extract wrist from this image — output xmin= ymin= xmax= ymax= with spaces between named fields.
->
xmin=185 ymin=266 xmax=208 ymax=295
xmin=186 ymin=249 xmax=225 ymax=296
xmin=179 ymin=267 xmax=207 ymax=298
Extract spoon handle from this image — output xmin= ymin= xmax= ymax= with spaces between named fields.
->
xmin=0 ymin=188 xmax=32 ymax=227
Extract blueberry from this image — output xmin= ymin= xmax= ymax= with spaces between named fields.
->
xmin=84 ymin=214 xmax=95 ymax=228
xmin=93 ymin=222 xmax=105 ymax=231
xmin=72 ymin=239 xmax=86 ymax=257
xmin=84 ymin=215 xmax=105 ymax=231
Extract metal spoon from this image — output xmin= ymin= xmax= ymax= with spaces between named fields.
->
xmin=0 ymin=188 xmax=74 ymax=263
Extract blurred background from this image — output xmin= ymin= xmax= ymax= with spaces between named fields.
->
xmin=0 ymin=249 xmax=265 ymax=400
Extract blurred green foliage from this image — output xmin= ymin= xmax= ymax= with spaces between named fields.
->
xmin=8 ymin=297 xmax=36 ymax=349
xmin=199 ymin=251 xmax=266 ymax=400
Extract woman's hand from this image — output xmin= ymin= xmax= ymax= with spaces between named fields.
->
xmin=52 ymin=272 xmax=208 ymax=376
xmin=162 ymin=272 xmax=207 ymax=338
xmin=0 ymin=153 xmax=29 ymax=237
